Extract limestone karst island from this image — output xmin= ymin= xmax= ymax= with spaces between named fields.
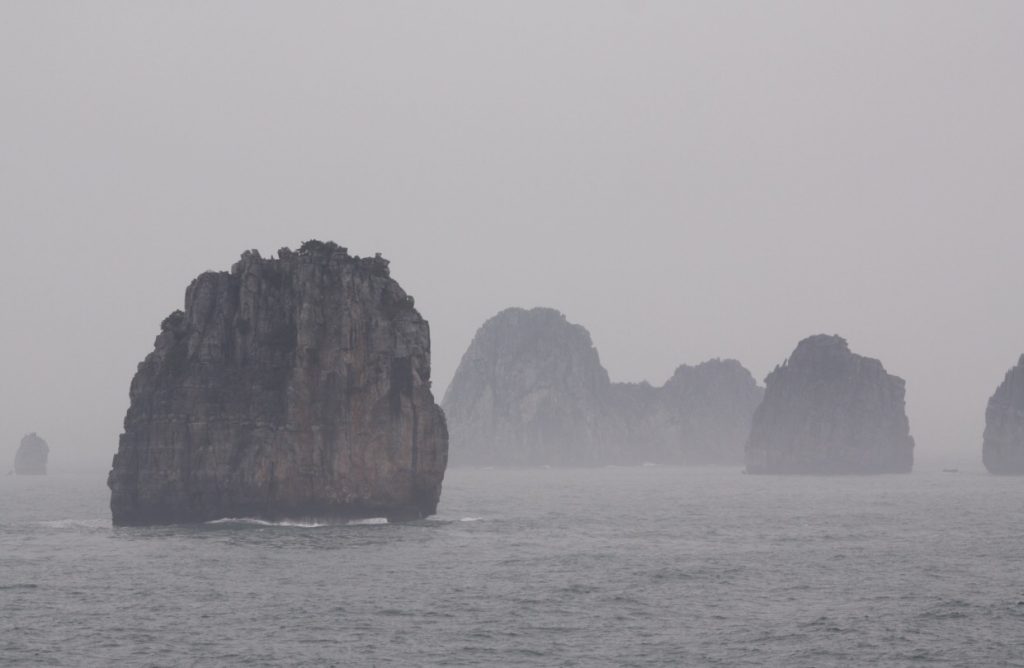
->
xmin=107 ymin=241 xmax=448 ymax=526
xmin=15 ymin=433 xmax=49 ymax=475
xmin=443 ymin=307 xmax=763 ymax=466
xmin=745 ymin=335 xmax=915 ymax=475
xmin=983 ymin=355 xmax=1024 ymax=474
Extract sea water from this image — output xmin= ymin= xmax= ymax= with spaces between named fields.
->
xmin=2 ymin=466 xmax=1023 ymax=666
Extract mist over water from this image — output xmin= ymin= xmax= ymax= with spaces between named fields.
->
xmin=3 ymin=3 xmax=1024 ymax=665
xmin=4 ymin=466 xmax=1024 ymax=666
xmin=3 ymin=2 xmax=1024 ymax=469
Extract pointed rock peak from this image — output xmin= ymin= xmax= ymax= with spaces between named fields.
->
xmin=788 ymin=334 xmax=851 ymax=362
xmin=466 ymin=307 xmax=600 ymax=357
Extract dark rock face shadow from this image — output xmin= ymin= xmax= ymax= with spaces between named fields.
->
xmin=14 ymin=433 xmax=49 ymax=475
xmin=983 ymin=354 xmax=1024 ymax=474
xmin=745 ymin=334 xmax=914 ymax=475
xmin=108 ymin=242 xmax=448 ymax=526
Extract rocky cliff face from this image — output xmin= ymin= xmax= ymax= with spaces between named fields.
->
xmin=745 ymin=335 xmax=914 ymax=474
xmin=657 ymin=360 xmax=765 ymax=465
xmin=982 ymin=355 xmax=1024 ymax=474
xmin=108 ymin=241 xmax=448 ymax=526
xmin=15 ymin=433 xmax=49 ymax=475
xmin=609 ymin=361 xmax=764 ymax=466
xmin=442 ymin=307 xmax=761 ymax=466
xmin=441 ymin=308 xmax=616 ymax=466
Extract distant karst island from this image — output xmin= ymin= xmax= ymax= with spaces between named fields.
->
xmin=745 ymin=334 xmax=915 ymax=474
xmin=107 ymin=241 xmax=448 ymax=526
xmin=442 ymin=307 xmax=763 ymax=466
xmin=15 ymin=433 xmax=49 ymax=475
xmin=982 ymin=355 xmax=1024 ymax=474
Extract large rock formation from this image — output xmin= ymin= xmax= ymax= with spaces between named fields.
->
xmin=745 ymin=334 xmax=914 ymax=474
xmin=108 ymin=241 xmax=448 ymax=526
xmin=641 ymin=360 xmax=765 ymax=465
xmin=14 ymin=433 xmax=49 ymax=475
xmin=982 ymin=355 xmax=1024 ymax=474
xmin=441 ymin=308 xmax=615 ymax=466
xmin=442 ymin=307 xmax=762 ymax=466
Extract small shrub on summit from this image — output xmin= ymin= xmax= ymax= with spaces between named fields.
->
xmin=298 ymin=240 xmax=340 ymax=254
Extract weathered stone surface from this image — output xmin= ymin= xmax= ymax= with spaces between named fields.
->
xmin=442 ymin=307 xmax=762 ymax=466
xmin=15 ymin=433 xmax=49 ymax=475
xmin=982 ymin=355 xmax=1024 ymax=474
xmin=108 ymin=241 xmax=448 ymax=525
xmin=745 ymin=334 xmax=914 ymax=474
xmin=648 ymin=360 xmax=765 ymax=465
xmin=608 ymin=360 xmax=764 ymax=466
xmin=441 ymin=308 xmax=615 ymax=466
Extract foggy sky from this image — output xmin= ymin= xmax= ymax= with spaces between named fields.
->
xmin=2 ymin=1 xmax=1022 ymax=471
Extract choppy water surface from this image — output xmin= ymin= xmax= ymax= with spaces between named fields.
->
xmin=3 ymin=466 xmax=1024 ymax=666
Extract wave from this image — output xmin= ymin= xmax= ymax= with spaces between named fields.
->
xmin=205 ymin=518 xmax=328 ymax=528
xmin=206 ymin=516 xmax=388 ymax=527
xmin=37 ymin=519 xmax=111 ymax=530
xmin=459 ymin=517 xmax=483 ymax=522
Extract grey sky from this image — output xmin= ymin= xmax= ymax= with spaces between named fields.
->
xmin=2 ymin=1 xmax=1022 ymax=471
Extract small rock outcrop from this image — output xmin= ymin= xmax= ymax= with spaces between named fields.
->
xmin=442 ymin=307 xmax=762 ymax=466
xmin=745 ymin=335 xmax=914 ymax=474
xmin=108 ymin=241 xmax=448 ymax=526
xmin=982 ymin=355 xmax=1024 ymax=474
xmin=14 ymin=433 xmax=49 ymax=475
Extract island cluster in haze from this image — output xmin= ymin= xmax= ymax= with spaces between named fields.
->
xmin=14 ymin=242 xmax=1024 ymax=525
xmin=442 ymin=309 xmax=917 ymax=476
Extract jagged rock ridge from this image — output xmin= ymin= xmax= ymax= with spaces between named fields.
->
xmin=982 ymin=355 xmax=1024 ymax=474
xmin=745 ymin=334 xmax=914 ymax=474
xmin=108 ymin=241 xmax=448 ymax=525
xmin=442 ymin=307 xmax=762 ymax=466
xmin=15 ymin=433 xmax=49 ymax=475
